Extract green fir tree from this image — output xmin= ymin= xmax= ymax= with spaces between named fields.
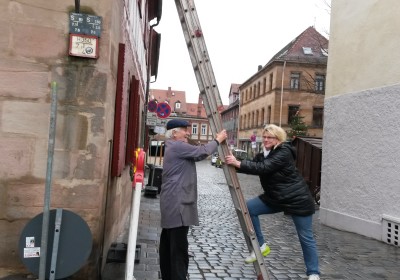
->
xmin=287 ymin=111 xmax=308 ymax=138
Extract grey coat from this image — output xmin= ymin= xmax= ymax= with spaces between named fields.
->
xmin=160 ymin=139 xmax=218 ymax=229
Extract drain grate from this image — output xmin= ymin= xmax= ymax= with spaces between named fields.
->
xmin=382 ymin=215 xmax=400 ymax=247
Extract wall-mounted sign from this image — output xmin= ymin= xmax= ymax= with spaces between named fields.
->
xmin=69 ymin=34 xmax=99 ymax=59
xmin=69 ymin=13 xmax=102 ymax=37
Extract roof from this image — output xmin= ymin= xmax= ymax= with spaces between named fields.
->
xmin=229 ymin=83 xmax=241 ymax=96
xmin=150 ymin=88 xmax=187 ymax=113
xmin=240 ymin=26 xmax=329 ymax=88
xmin=186 ymin=103 xmax=207 ymax=118
xmin=267 ymin=26 xmax=328 ymax=66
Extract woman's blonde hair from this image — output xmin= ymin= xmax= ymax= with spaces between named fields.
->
xmin=264 ymin=124 xmax=287 ymax=143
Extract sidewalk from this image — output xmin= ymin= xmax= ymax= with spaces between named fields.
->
xmin=118 ymin=160 xmax=400 ymax=280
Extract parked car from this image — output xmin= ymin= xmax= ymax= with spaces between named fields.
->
xmin=232 ymin=148 xmax=248 ymax=161
xmin=211 ymin=153 xmax=218 ymax=165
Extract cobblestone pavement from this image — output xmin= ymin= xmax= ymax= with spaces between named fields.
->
xmin=131 ymin=160 xmax=400 ymax=280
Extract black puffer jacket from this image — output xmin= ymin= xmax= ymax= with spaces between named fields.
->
xmin=239 ymin=142 xmax=315 ymax=216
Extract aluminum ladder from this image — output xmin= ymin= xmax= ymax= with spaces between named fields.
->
xmin=174 ymin=1 xmax=270 ymax=279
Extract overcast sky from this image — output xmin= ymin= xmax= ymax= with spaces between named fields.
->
xmin=151 ymin=0 xmax=331 ymax=104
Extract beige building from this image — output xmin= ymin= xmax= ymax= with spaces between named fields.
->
xmin=238 ymin=27 xmax=328 ymax=155
xmin=0 ymin=0 xmax=161 ymax=278
xmin=321 ymin=0 xmax=400 ymax=246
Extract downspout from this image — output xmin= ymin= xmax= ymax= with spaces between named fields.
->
xmin=279 ymin=60 xmax=286 ymax=127
xmin=142 ymin=19 xmax=161 ymax=146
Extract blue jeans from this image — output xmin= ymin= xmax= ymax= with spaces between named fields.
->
xmin=247 ymin=196 xmax=320 ymax=276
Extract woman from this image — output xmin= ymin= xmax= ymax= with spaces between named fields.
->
xmin=225 ymin=124 xmax=320 ymax=280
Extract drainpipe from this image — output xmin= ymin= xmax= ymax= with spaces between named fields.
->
xmin=279 ymin=60 xmax=286 ymax=127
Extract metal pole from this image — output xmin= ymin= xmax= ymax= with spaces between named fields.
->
xmin=39 ymin=82 xmax=58 ymax=280
xmin=49 ymin=209 xmax=63 ymax=280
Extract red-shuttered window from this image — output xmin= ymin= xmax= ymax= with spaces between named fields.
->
xmin=125 ymin=76 xmax=141 ymax=165
xmin=111 ymin=43 xmax=127 ymax=177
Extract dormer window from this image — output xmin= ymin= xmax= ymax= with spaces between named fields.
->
xmin=302 ymin=47 xmax=313 ymax=55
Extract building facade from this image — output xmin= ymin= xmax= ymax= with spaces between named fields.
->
xmin=321 ymin=0 xmax=400 ymax=246
xmin=0 ymin=0 xmax=161 ymax=278
xmin=238 ymin=27 xmax=328 ymax=157
xmin=149 ymin=88 xmax=215 ymax=145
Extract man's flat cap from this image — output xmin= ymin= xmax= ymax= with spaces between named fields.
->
xmin=166 ymin=119 xmax=190 ymax=130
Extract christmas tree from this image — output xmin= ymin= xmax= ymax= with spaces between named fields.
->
xmin=287 ymin=111 xmax=308 ymax=138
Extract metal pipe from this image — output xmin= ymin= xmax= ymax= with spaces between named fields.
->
xmin=75 ymin=0 xmax=80 ymax=13
xmin=279 ymin=61 xmax=286 ymax=127
xmin=39 ymin=82 xmax=58 ymax=280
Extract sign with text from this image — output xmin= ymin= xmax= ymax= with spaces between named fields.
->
xmin=69 ymin=13 xmax=102 ymax=37
xmin=69 ymin=34 xmax=99 ymax=59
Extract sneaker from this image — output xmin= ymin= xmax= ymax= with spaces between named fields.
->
xmin=244 ymin=243 xmax=271 ymax=264
xmin=308 ymin=274 xmax=320 ymax=280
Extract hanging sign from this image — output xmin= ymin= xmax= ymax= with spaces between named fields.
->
xmin=156 ymin=102 xmax=171 ymax=119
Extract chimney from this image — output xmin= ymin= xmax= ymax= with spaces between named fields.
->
xmin=258 ymin=65 xmax=262 ymax=71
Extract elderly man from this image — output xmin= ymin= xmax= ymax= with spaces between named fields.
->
xmin=159 ymin=119 xmax=227 ymax=280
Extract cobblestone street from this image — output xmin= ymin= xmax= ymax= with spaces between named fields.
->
xmin=128 ymin=160 xmax=400 ymax=280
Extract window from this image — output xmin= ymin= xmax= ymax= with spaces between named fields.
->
xmin=313 ymin=107 xmax=324 ymax=127
xmin=192 ymin=123 xmax=198 ymax=135
xmin=267 ymin=106 xmax=271 ymax=124
xmin=175 ymin=101 xmax=181 ymax=109
xmin=290 ymin=73 xmax=300 ymax=90
xmin=315 ymin=74 xmax=325 ymax=92
xmin=263 ymin=78 xmax=266 ymax=94
xmin=201 ymin=124 xmax=207 ymax=135
xmin=288 ymin=105 xmax=300 ymax=124
xmin=269 ymin=73 xmax=273 ymax=91
xmin=261 ymin=108 xmax=265 ymax=126
xmin=302 ymin=47 xmax=313 ymax=55
xmin=256 ymin=110 xmax=259 ymax=127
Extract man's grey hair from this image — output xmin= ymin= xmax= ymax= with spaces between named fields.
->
xmin=165 ymin=127 xmax=181 ymax=139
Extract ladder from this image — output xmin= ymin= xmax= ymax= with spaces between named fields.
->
xmin=174 ymin=1 xmax=270 ymax=279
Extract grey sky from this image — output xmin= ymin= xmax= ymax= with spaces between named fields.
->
xmin=152 ymin=0 xmax=331 ymax=104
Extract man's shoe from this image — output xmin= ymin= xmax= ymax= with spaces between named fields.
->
xmin=244 ymin=243 xmax=271 ymax=264
xmin=308 ymin=274 xmax=320 ymax=280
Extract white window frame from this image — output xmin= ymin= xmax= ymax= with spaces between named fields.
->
xmin=192 ymin=123 xmax=198 ymax=135
xmin=201 ymin=124 xmax=207 ymax=135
